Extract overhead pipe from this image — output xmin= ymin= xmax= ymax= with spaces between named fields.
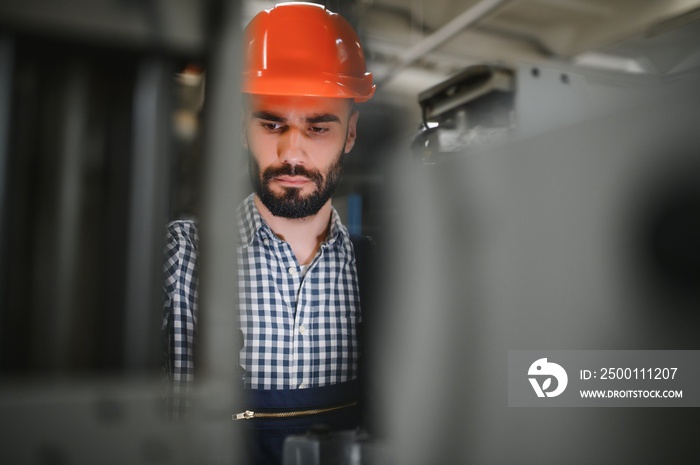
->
xmin=375 ymin=0 xmax=516 ymax=86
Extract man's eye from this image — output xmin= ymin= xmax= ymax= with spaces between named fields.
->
xmin=261 ymin=122 xmax=282 ymax=131
xmin=309 ymin=126 xmax=329 ymax=134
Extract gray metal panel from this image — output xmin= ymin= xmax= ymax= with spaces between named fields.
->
xmin=377 ymin=67 xmax=700 ymax=464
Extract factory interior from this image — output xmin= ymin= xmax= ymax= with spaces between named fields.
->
xmin=1 ymin=0 xmax=700 ymax=463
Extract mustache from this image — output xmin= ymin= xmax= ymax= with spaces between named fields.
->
xmin=262 ymin=164 xmax=324 ymax=185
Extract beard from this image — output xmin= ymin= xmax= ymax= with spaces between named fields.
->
xmin=249 ymin=151 xmax=345 ymax=219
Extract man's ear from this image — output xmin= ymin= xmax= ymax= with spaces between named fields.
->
xmin=344 ymin=109 xmax=359 ymax=154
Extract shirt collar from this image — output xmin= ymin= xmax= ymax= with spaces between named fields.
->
xmin=238 ymin=193 xmax=349 ymax=248
xmin=237 ymin=193 xmax=266 ymax=247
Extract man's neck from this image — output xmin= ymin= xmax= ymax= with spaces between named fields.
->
xmin=253 ymin=195 xmax=332 ymax=266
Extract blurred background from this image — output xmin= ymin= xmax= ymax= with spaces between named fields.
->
xmin=1 ymin=0 xmax=699 ymax=463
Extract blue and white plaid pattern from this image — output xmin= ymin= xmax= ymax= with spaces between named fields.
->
xmin=162 ymin=220 xmax=199 ymax=417
xmin=163 ymin=194 xmax=360 ymax=409
xmin=238 ymin=194 xmax=360 ymax=389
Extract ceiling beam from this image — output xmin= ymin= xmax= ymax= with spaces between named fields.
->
xmin=375 ymin=0 xmax=517 ymax=85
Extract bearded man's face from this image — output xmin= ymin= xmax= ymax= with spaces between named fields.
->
xmin=243 ymin=94 xmax=358 ymax=219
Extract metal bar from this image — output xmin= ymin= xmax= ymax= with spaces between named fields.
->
xmin=123 ymin=57 xmax=172 ymax=370
xmin=0 ymin=35 xmax=13 ymax=355
xmin=375 ymin=0 xmax=515 ymax=86
xmin=0 ymin=0 xmax=206 ymax=56
xmin=190 ymin=1 xmax=241 ymax=462
xmin=197 ymin=0 xmax=242 ymax=398
xmin=531 ymin=0 xmax=612 ymax=17
xmin=52 ymin=61 xmax=89 ymax=370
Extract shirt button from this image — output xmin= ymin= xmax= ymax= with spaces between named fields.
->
xmin=299 ymin=383 xmax=307 ymax=389
xmin=288 ymin=266 xmax=297 ymax=276
xmin=263 ymin=238 xmax=270 ymax=246
xmin=299 ymin=325 xmax=306 ymax=335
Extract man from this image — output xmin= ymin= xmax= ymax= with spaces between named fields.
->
xmin=163 ymin=3 xmax=375 ymax=464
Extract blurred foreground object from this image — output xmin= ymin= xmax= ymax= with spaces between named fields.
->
xmin=0 ymin=1 xmax=241 ymax=463
xmin=381 ymin=60 xmax=700 ymax=464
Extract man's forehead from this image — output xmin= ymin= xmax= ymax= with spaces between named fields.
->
xmin=244 ymin=94 xmax=353 ymax=116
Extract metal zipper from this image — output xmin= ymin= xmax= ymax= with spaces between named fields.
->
xmin=232 ymin=400 xmax=357 ymax=421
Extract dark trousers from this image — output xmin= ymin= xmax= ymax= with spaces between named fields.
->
xmin=237 ymin=381 xmax=360 ymax=465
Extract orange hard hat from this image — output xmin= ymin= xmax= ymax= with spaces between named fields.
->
xmin=242 ymin=2 xmax=375 ymax=103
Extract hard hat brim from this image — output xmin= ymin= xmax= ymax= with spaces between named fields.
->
xmin=242 ymin=72 xmax=376 ymax=103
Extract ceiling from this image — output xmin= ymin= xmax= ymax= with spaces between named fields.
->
xmin=244 ymin=0 xmax=700 ymax=98
xmin=4 ymin=0 xmax=697 ymax=100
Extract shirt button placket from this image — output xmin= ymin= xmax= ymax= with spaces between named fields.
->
xmin=290 ymin=258 xmax=307 ymax=389
xmin=286 ymin=261 xmax=300 ymax=385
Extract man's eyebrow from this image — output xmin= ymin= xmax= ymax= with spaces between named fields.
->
xmin=306 ymin=114 xmax=341 ymax=124
xmin=252 ymin=111 xmax=286 ymax=123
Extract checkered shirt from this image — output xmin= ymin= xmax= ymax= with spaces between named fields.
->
xmin=163 ymin=194 xmax=360 ymax=413
xmin=162 ymin=219 xmax=199 ymax=416
xmin=237 ymin=194 xmax=360 ymax=390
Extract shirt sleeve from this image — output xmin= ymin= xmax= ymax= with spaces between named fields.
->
xmin=162 ymin=220 xmax=199 ymax=418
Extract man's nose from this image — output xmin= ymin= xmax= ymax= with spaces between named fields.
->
xmin=278 ymin=128 xmax=306 ymax=166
